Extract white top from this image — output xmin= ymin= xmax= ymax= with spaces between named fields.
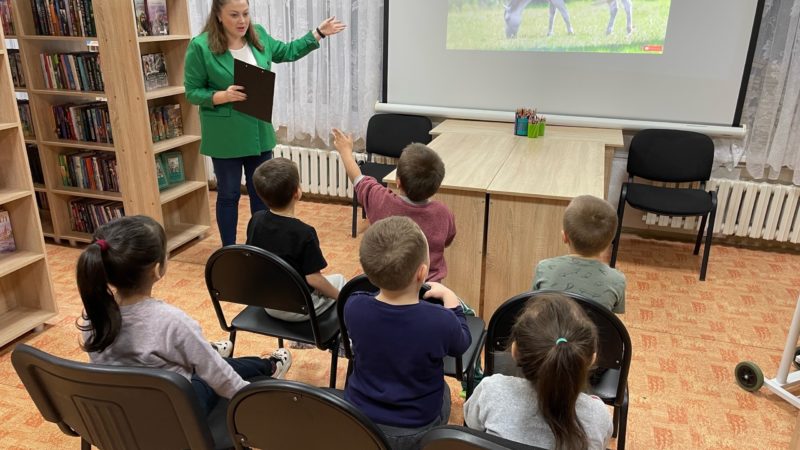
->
xmin=229 ymin=43 xmax=257 ymax=65
xmin=464 ymin=374 xmax=613 ymax=450
xmin=82 ymin=298 xmax=248 ymax=399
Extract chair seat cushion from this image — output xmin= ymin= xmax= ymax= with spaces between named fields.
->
xmin=360 ymin=162 xmax=396 ymax=186
xmin=231 ymin=305 xmax=340 ymax=347
xmin=588 ymin=367 xmax=621 ymax=402
xmin=444 ymin=316 xmax=486 ymax=377
xmin=626 ymin=183 xmax=713 ymax=216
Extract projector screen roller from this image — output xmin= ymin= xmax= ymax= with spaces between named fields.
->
xmin=385 ymin=0 xmax=763 ymax=127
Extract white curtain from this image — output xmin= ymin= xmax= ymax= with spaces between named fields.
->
xmin=739 ymin=0 xmax=800 ymax=184
xmin=187 ymin=0 xmax=383 ymax=144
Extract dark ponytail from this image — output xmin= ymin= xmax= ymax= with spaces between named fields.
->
xmin=511 ymin=294 xmax=598 ymax=450
xmin=77 ymin=216 xmax=167 ymax=353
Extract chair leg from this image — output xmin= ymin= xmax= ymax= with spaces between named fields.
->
xmin=229 ymin=330 xmax=237 ymax=357
xmin=700 ymin=207 xmax=716 ymax=281
xmin=610 ymin=185 xmax=627 ymax=268
xmin=616 ymin=392 xmax=629 ymax=450
xmin=81 ymin=438 xmax=91 ymax=450
xmin=277 ymin=337 xmax=284 ymax=349
xmin=351 ymin=195 xmax=358 ymax=238
xmin=694 ymin=214 xmax=707 ymax=255
xmin=329 ymin=345 xmax=339 ymax=389
xmin=612 ymin=405 xmax=620 ymax=437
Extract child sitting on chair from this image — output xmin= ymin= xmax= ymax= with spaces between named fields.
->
xmin=247 ymin=158 xmax=345 ymax=327
xmin=464 ymin=293 xmax=613 ymax=449
xmin=345 ymin=216 xmax=471 ymax=450
xmin=332 ymin=128 xmax=456 ymax=282
xmin=77 ymin=216 xmax=291 ymax=417
xmin=533 ymin=195 xmax=626 ymax=313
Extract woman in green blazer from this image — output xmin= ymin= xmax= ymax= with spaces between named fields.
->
xmin=185 ymin=0 xmax=345 ymax=246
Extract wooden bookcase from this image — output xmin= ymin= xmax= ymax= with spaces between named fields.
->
xmin=0 ymin=20 xmax=57 ymax=346
xmin=8 ymin=0 xmax=210 ymax=252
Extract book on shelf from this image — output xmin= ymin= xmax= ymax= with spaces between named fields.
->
xmin=134 ymin=0 xmax=148 ymax=36
xmin=35 ymin=191 xmax=52 ymax=226
xmin=9 ymin=50 xmax=26 ymax=88
xmin=0 ymin=0 xmax=14 ymax=36
xmin=155 ymin=154 xmax=168 ymax=190
xmin=141 ymin=52 xmax=168 ymax=91
xmin=57 ymin=150 xmax=119 ymax=192
xmin=0 ymin=209 xmax=16 ymax=253
xmin=149 ymin=103 xmax=183 ymax=142
xmin=17 ymin=100 xmax=35 ymax=138
xmin=68 ymin=198 xmax=124 ymax=234
xmin=146 ymin=0 xmax=168 ymax=36
xmin=40 ymin=52 xmax=104 ymax=91
xmin=52 ymin=102 xmax=113 ymax=143
xmin=31 ymin=0 xmax=96 ymax=37
xmin=162 ymin=150 xmax=185 ymax=185
xmin=26 ymin=144 xmax=44 ymax=185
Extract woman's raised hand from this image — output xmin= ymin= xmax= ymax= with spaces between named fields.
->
xmin=317 ymin=16 xmax=347 ymax=38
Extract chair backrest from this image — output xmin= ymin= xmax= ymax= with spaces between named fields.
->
xmin=227 ymin=379 xmax=390 ymax=450
xmin=366 ymin=113 xmax=433 ymax=159
xmin=336 ymin=274 xmax=379 ymax=359
xmin=11 ymin=344 xmax=217 ymax=450
xmin=485 ymin=291 xmax=632 ymax=402
xmin=627 ymin=129 xmax=714 ymax=183
xmin=420 ymin=425 xmax=546 ymax=450
xmin=205 ymin=245 xmax=322 ymax=327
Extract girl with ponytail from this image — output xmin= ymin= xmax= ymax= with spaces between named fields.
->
xmin=464 ymin=293 xmax=613 ymax=450
xmin=77 ymin=215 xmax=292 ymax=415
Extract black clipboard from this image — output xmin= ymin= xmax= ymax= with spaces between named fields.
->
xmin=233 ymin=58 xmax=275 ymax=123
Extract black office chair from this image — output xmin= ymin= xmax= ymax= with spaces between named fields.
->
xmin=351 ymin=113 xmax=433 ymax=237
xmin=420 ymin=425 xmax=546 ymax=450
xmin=205 ymin=245 xmax=341 ymax=388
xmin=11 ymin=344 xmax=231 ymax=450
xmin=337 ymin=274 xmax=486 ymax=397
xmin=227 ymin=379 xmax=390 ymax=450
xmin=484 ymin=290 xmax=632 ymax=450
xmin=610 ymin=128 xmax=717 ymax=280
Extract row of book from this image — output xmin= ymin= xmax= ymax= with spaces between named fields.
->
xmin=155 ymin=150 xmax=185 ymax=191
xmin=35 ymin=191 xmax=49 ymax=211
xmin=31 ymin=0 xmax=96 ymax=37
xmin=18 ymin=100 xmax=35 ymax=138
xmin=69 ymin=198 xmax=123 ymax=234
xmin=9 ymin=50 xmax=25 ymax=88
xmin=40 ymin=52 xmax=104 ymax=91
xmin=0 ymin=209 xmax=15 ymax=253
xmin=142 ymin=52 xmax=168 ymax=91
xmin=27 ymin=144 xmax=44 ymax=185
xmin=149 ymin=104 xmax=183 ymax=142
xmin=53 ymin=102 xmax=112 ymax=143
xmin=57 ymin=150 xmax=119 ymax=192
xmin=134 ymin=0 xmax=168 ymax=36
xmin=0 ymin=0 xmax=13 ymax=36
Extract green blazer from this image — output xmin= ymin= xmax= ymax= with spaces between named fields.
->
xmin=184 ymin=25 xmax=320 ymax=158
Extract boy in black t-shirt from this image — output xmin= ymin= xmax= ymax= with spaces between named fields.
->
xmin=247 ymin=158 xmax=344 ymax=324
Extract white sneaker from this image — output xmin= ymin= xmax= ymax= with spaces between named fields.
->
xmin=210 ymin=340 xmax=233 ymax=358
xmin=267 ymin=348 xmax=292 ymax=379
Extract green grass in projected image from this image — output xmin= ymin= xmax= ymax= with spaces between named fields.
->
xmin=447 ymin=0 xmax=672 ymax=54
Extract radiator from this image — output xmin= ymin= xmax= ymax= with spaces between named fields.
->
xmin=272 ymin=145 xmax=393 ymax=199
xmin=642 ymin=179 xmax=800 ymax=243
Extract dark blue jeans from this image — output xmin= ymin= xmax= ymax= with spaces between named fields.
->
xmin=211 ymin=151 xmax=272 ymax=246
xmin=191 ymin=356 xmax=274 ymax=416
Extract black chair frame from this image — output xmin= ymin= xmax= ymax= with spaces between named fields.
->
xmin=205 ymin=245 xmax=340 ymax=388
xmin=420 ymin=425 xmax=546 ymax=450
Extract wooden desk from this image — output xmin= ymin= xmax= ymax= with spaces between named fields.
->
xmin=385 ymin=121 xmax=621 ymax=317
xmin=483 ymin=138 xmax=606 ymax=320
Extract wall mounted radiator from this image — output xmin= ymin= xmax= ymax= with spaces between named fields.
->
xmin=642 ymin=179 xmax=800 ymax=244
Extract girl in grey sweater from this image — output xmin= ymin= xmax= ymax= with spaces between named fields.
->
xmin=76 ymin=216 xmax=291 ymax=415
xmin=464 ymin=294 xmax=613 ymax=450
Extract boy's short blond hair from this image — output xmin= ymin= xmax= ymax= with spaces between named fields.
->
xmin=563 ymin=195 xmax=618 ymax=256
xmin=252 ymin=158 xmax=300 ymax=209
xmin=359 ymin=216 xmax=428 ymax=290
xmin=396 ymin=143 xmax=445 ymax=202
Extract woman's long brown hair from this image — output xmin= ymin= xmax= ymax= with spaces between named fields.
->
xmin=203 ymin=0 xmax=264 ymax=55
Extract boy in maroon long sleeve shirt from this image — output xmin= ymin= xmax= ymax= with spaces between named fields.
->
xmin=333 ymin=128 xmax=456 ymax=282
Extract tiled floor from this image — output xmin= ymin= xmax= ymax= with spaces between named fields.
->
xmin=1 ymin=191 xmax=799 ymax=449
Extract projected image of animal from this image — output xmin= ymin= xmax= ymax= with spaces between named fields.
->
xmin=504 ymin=0 xmax=633 ymax=38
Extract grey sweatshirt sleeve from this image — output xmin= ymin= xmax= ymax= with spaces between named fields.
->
xmin=166 ymin=312 xmax=248 ymax=399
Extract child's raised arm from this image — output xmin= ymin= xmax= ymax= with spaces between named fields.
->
xmin=332 ymin=128 xmax=363 ymax=183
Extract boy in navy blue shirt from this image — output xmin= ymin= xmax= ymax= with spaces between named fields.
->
xmin=345 ymin=216 xmax=471 ymax=449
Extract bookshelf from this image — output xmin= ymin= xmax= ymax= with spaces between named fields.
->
xmin=5 ymin=0 xmax=210 ymax=250
xmin=0 ymin=21 xmax=57 ymax=346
